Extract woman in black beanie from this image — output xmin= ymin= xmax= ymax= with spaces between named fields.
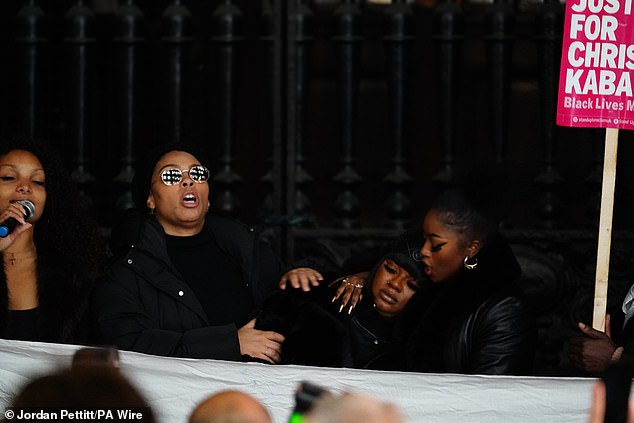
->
xmin=338 ymin=232 xmax=427 ymax=369
xmin=256 ymin=231 xmax=427 ymax=370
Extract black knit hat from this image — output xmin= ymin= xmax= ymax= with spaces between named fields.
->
xmin=131 ymin=143 xmax=207 ymax=210
xmin=382 ymin=231 xmax=426 ymax=282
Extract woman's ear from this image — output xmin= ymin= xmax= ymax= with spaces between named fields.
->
xmin=468 ymin=240 xmax=482 ymax=257
xmin=146 ymin=193 xmax=155 ymax=210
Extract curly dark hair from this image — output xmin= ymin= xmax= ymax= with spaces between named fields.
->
xmin=0 ymin=137 xmax=106 ymax=277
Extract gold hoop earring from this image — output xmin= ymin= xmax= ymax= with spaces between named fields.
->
xmin=464 ymin=255 xmax=478 ymax=270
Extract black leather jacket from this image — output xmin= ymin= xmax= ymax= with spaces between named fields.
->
xmin=405 ymin=234 xmax=536 ymax=375
xmin=340 ymin=303 xmax=405 ymax=370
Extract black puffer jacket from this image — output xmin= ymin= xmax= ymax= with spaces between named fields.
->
xmin=405 ymin=234 xmax=536 ymax=375
xmin=93 ymin=215 xmax=281 ymax=360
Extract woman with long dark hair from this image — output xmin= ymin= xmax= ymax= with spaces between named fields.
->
xmin=0 ymin=138 xmax=105 ymax=343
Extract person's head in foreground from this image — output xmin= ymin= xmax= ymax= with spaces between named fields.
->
xmin=10 ymin=367 xmax=155 ymax=422
xmin=189 ymin=390 xmax=272 ymax=423
xmin=304 ymin=392 xmax=405 ymax=423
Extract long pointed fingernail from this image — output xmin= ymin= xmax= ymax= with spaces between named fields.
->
xmin=339 ymin=303 xmax=345 ymax=313
xmin=332 ymin=295 xmax=338 ymax=303
xmin=348 ymin=305 xmax=353 ymax=315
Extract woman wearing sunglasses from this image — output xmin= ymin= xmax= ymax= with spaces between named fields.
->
xmin=94 ymin=145 xmax=285 ymax=362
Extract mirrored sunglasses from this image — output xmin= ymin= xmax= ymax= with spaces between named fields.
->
xmin=160 ymin=165 xmax=210 ymax=186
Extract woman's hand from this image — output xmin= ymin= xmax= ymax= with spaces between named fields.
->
xmin=0 ymin=204 xmax=32 ymax=252
xmin=278 ymin=267 xmax=323 ymax=291
xmin=237 ymin=318 xmax=285 ymax=364
xmin=330 ymin=272 xmax=368 ymax=314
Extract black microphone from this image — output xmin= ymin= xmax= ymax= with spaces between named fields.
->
xmin=0 ymin=200 xmax=35 ymax=238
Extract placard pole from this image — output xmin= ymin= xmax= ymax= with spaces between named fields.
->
xmin=592 ymin=128 xmax=619 ymax=331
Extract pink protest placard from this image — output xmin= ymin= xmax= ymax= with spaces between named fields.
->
xmin=557 ymin=0 xmax=634 ymax=129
